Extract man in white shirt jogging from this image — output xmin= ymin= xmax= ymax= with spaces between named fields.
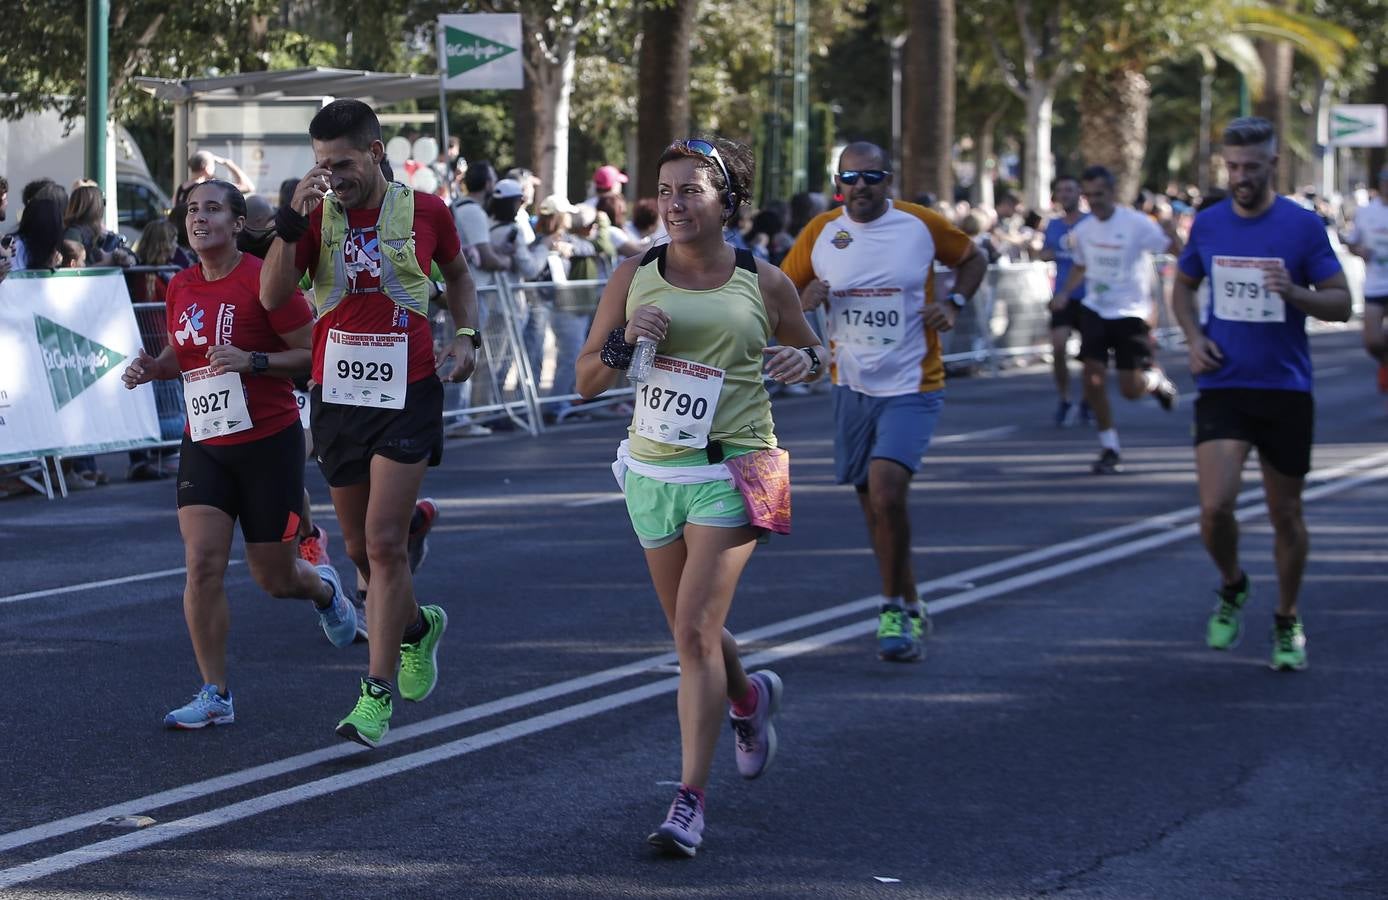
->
xmin=1052 ymin=165 xmax=1182 ymax=474
xmin=1344 ymin=166 xmax=1388 ymax=392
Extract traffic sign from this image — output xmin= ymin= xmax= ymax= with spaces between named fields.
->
xmin=1330 ymin=105 xmax=1387 ymax=147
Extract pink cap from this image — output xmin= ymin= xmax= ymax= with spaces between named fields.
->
xmin=593 ymin=165 xmax=629 ymax=190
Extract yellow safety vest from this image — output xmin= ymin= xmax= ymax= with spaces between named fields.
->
xmin=313 ymin=181 xmax=431 ymax=319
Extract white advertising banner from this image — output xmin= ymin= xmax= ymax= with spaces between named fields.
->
xmin=0 ymin=269 xmax=160 ymax=463
xmin=1330 ymin=105 xmax=1388 ymax=148
xmin=437 ymin=14 xmax=523 ymax=90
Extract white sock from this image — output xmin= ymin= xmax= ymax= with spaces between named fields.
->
xmin=1142 ymin=369 xmax=1163 ymax=393
xmin=882 ymin=596 xmax=903 ymax=610
xmin=1098 ymin=429 xmax=1121 ymax=452
xmin=904 ymin=599 xmax=923 ymax=615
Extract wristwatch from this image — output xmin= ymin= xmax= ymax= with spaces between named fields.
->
xmin=250 ymin=352 xmax=269 ymax=374
xmin=455 ymin=327 xmax=481 ymax=349
xmin=947 ymin=292 xmax=969 ymax=310
xmin=799 ymin=345 xmax=821 ymax=376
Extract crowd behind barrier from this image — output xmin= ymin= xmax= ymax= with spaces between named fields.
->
xmin=5 ymin=254 xmax=1365 ymax=501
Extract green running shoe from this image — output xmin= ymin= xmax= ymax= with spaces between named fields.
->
xmin=1206 ymin=573 xmax=1249 ymax=650
xmin=336 ymin=678 xmax=392 ymax=748
xmin=1270 ymin=618 xmax=1308 ymax=671
xmin=908 ymin=606 xmax=933 ymax=643
xmin=398 ymin=605 xmax=447 ymax=702
xmin=877 ymin=605 xmax=920 ymax=662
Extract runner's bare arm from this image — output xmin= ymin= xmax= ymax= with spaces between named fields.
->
xmin=575 ymin=255 xmax=644 ymax=399
xmin=1172 ymin=271 xmax=1222 ymax=374
xmin=121 ymin=343 xmax=179 ymax=389
xmin=950 ymin=243 xmax=988 ymax=301
xmin=1052 ymin=263 xmax=1086 ymax=312
xmin=1264 ymin=268 xmax=1352 ymax=323
xmin=203 ymin=324 xmax=312 ymax=379
xmin=758 ymin=261 xmax=825 ymax=384
xmin=438 ymin=251 xmax=479 ymax=383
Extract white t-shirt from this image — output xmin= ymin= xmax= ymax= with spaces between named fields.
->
xmin=780 ymin=201 xmax=973 ymax=397
xmin=1071 ymin=206 xmax=1171 ymax=320
xmin=1347 ymin=199 xmax=1388 ymax=298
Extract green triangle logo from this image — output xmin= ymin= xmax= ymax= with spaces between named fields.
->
xmin=1333 ymin=112 xmax=1372 ymax=140
xmin=34 ymin=314 xmax=127 ymax=411
xmin=443 ymin=26 xmax=517 ymax=77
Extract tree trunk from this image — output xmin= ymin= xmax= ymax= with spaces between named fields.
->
xmin=518 ymin=21 xmax=577 ymax=200
xmin=970 ymin=107 xmax=1003 ymax=209
xmin=1255 ymin=25 xmax=1294 ymax=192
xmin=1020 ymin=83 xmax=1053 ymax=211
xmin=1078 ymin=67 xmax=1151 ymax=205
xmin=903 ymin=0 xmax=955 ymax=203
xmin=636 ymin=0 xmax=699 ymax=199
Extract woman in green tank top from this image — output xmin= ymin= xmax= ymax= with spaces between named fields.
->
xmin=576 ymin=137 xmax=825 ymax=857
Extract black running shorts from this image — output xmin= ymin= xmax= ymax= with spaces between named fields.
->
xmin=311 ymin=375 xmax=444 ymax=488
xmin=1077 ymin=308 xmax=1153 ymax=371
xmin=1049 ymin=298 xmax=1084 ymax=332
xmin=177 ymin=423 xmax=306 ymax=542
xmin=1193 ymin=388 xmax=1314 ymax=478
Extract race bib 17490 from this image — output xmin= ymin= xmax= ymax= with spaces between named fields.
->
xmin=632 ymin=355 xmax=724 ymax=448
xmin=1212 ymin=255 xmax=1285 ymax=323
xmin=322 ymin=329 xmax=408 ymax=409
xmin=183 ymin=366 xmax=253 ymax=442
xmin=831 ymin=289 xmax=905 ymax=349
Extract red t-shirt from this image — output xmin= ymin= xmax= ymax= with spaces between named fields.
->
xmin=165 ymin=254 xmax=315 ymax=445
xmin=294 ymin=190 xmax=460 ymax=385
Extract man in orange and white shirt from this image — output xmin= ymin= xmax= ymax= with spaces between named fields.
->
xmin=781 ymin=141 xmax=986 ymax=663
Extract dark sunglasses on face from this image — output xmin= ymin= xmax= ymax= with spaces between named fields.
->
xmin=838 ymin=169 xmax=890 ymax=186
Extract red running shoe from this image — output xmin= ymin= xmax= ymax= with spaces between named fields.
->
xmin=298 ymin=525 xmax=330 ymax=566
xmin=408 ymin=498 xmax=439 ymax=573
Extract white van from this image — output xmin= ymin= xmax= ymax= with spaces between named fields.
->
xmin=0 ymin=106 xmax=171 ymax=245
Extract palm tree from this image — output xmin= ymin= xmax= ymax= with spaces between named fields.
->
xmin=1075 ymin=0 xmax=1354 ymax=202
xmin=635 ymin=0 xmax=700 ymax=200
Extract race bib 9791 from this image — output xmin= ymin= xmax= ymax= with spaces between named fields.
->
xmin=1212 ymin=256 xmax=1285 ymax=323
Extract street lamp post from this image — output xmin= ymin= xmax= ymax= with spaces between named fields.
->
xmin=85 ymin=0 xmax=109 ymax=194
xmin=889 ymin=33 xmax=907 ymax=180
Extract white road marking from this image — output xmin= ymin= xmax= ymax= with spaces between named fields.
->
xmin=1 ymin=456 xmax=1385 ymax=886
xmin=0 ymin=562 xmax=244 ymax=607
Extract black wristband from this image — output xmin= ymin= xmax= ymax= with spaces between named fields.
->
xmin=275 ymin=205 xmax=311 ymax=243
xmin=600 ymin=326 xmax=635 ymax=370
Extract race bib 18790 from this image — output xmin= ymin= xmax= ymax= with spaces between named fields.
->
xmin=1212 ymin=256 xmax=1285 ymax=323
xmin=183 ymin=366 xmax=253 ymax=442
xmin=831 ymin=289 xmax=905 ymax=349
xmin=632 ymin=355 xmax=724 ymax=448
xmin=322 ymin=329 xmax=408 ymax=409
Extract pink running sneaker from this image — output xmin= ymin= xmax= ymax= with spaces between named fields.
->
xmin=647 ymin=787 xmax=704 ymax=857
xmin=730 ymin=670 xmax=783 ymax=779
xmin=298 ymin=525 xmax=330 ymax=566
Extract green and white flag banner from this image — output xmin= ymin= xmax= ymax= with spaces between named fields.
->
xmin=0 ymin=269 xmax=159 ymax=462
xmin=437 ymin=13 xmax=523 ymax=91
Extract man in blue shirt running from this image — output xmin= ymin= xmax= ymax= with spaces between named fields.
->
xmin=1039 ymin=175 xmax=1089 ymax=427
xmin=1172 ymin=117 xmax=1351 ymax=672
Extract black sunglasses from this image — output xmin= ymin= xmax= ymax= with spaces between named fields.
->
xmin=838 ymin=169 xmax=890 ymax=186
xmin=673 ymin=139 xmax=734 ymax=200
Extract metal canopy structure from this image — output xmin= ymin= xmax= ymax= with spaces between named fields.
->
xmin=133 ymin=68 xmax=442 ymax=193
xmin=134 ymin=67 xmax=440 ymax=106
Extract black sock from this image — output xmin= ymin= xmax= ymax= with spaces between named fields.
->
xmin=364 ymin=676 xmax=393 ymax=699
xmin=216 ymin=686 xmax=229 ymax=700
xmin=1274 ymin=614 xmax=1298 ymax=629
xmin=1220 ymin=571 xmax=1248 ymax=598
xmin=401 ymin=608 xmax=429 ymax=644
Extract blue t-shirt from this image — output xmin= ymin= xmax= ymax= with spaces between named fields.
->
xmin=1043 ymin=214 xmax=1088 ymax=301
xmin=1177 ymin=197 xmax=1341 ymax=393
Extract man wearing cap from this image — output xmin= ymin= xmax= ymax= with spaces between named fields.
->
xmin=1346 ymin=166 xmax=1388 ymax=392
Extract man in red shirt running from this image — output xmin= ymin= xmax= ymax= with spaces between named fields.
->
xmin=262 ymin=99 xmax=480 ymax=747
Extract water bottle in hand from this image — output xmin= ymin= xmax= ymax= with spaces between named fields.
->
xmin=628 ymin=336 xmax=657 ymax=384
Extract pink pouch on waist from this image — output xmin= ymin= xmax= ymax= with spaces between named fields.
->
xmin=723 ymin=448 xmax=791 ymax=535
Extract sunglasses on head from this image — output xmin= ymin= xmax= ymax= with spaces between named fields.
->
xmin=671 ymin=139 xmax=735 ymax=206
xmin=838 ymin=169 xmax=890 ymax=186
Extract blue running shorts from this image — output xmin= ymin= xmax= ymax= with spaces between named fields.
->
xmin=832 ymin=386 xmax=944 ymax=487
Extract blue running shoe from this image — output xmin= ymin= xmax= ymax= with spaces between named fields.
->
xmin=315 ymin=564 xmax=357 ymax=648
xmin=165 ymin=684 xmax=234 ymax=729
xmin=877 ymin=605 xmax=920 ymax=662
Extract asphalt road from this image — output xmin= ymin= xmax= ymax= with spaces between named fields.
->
xmin=1 ymin=329 xmax=1385 ymax=899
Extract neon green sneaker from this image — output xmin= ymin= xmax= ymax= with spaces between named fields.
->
xmin=1270 ymin=618 xmax=1308 ymax=671
xmin=398 ymin=605 xmax=447 ymax=702
xmin=1206 ymin=573 xmax=1249 ymax=650
xmin=877 ymin=605 xmax=920 ymax=662
xmin=908 ymin=606 xmax=933 ymax=643
xmin=335 ymin=678 xmax=392 ymax=748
